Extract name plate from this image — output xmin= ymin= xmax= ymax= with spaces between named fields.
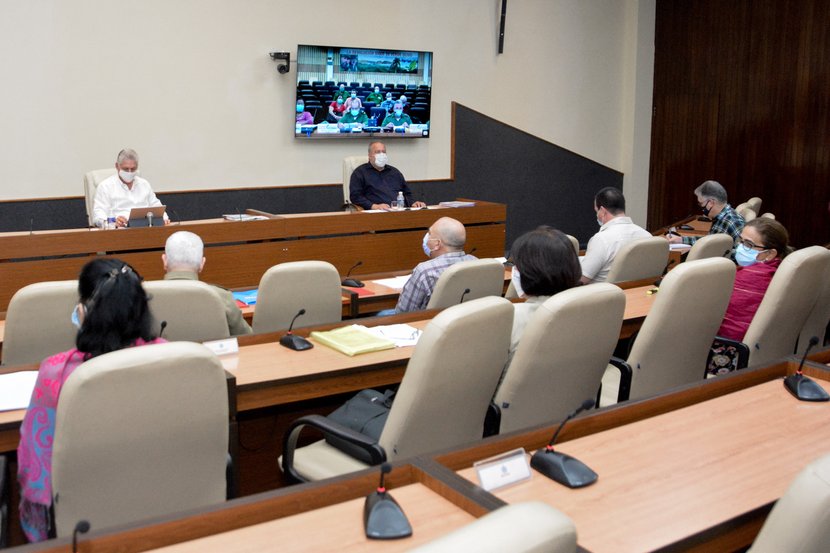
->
xmin=473 ymin=448 xmax=531 ymax=492
xmin=203 ymin=337 xmax=239 ymax=356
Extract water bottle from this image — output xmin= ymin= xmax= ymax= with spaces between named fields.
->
xmin=396 ymin=191 xmax=404 ymax=210
xmin=107 ymin=211 xmax=116 ymax=229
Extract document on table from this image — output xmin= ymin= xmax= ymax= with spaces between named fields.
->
xmin=361 ymin=324 xmax=422 ymax=347
xmin=670 ymin=243 xmax=692 ymax=251
xmin=371 ymin=275 xmax=411 ymax=290
xmin=310 ymin=325 xmax=396 ymax=356
xmin=0 ymin=371 xmax=38 ymax=411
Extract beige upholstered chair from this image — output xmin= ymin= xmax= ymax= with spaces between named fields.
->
xmin=2 ymin=281 xmax=79 ymax=366
xmin=281 ymin=296 xmax=514 ymax=482
xmin=51 ymin=342 xmax=228 ymax=537
xmin=342 ymin=155 xmax=368 ymax=205
xmin=426 ymin=258 xmax=505 ymax=309
xmin=84 ymin=168 xmax=116 ymax=227
xmin=760 ymin=212 xmax=775 ymax=219
xmin=748 ymin=453 xmax=830 ymax=553
xmin=797 ymin=256 xmax=830 ymax=351
xmin=605 ymin=237 xmax=670 ymax=283
xmin=493 ymin=283 xmax=624 ymax=434
xmin=252 ymin=261 xmax=342 ymax=334
xmin=409 ymin=502 xmax=577 ymax=553
xmin=735 ymin=203 xmax=757 ymax=222
xmin=684 ymin=233 xmax=734 ymax=262
xmin=738 ymin=246 xmax=830 ymax=367
xmin=745 ymin=196 xmax=762 ymax=214
xmin=621 ymin=258 xmax=735 ymax=400
xmin=143 ymin=280 xmax=230 ymax=342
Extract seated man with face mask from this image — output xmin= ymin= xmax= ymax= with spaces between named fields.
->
xmin=337 ymin=100 xmax=369 ymax=130
xmin=92 ymin=148 xmax=168 ymax=228
xmin=349 ymin=141 xmax=426 ymax=210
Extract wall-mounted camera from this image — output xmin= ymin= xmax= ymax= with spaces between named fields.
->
xmin=269 ymin=51 xmax=290 ymax=74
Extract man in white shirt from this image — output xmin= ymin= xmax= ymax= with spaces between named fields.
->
xmin=92 ymin=148 xmax=168 ymax=228
xmin=580 ymin=187 xmax=651 ymax=284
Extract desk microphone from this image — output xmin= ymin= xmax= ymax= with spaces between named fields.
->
xmin=280 ymin=309 xmax=313 ymax=351
xmin=72 ymin=520 xmax=90 ymax=553
xmin=29 ymin=216 xmax=34 ymax=235
xmin=459 ymin=288 xmax=471 ymax=304
xmin=342 ymin=261 xmax=365 ymax=288
xmin=784 ymin=336 xmax=829 ymax=402
xmin=159 ymin=320 xmax=168 ymax=339
xmin=530 ymin=398 xmax=598 ymax=488
xmin=364 ymin=463 xmax=412 ymax=539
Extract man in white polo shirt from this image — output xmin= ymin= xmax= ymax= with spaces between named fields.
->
xmin=580 ymin=187 xmax=650 ymax=284
xmin=92 ymin=148 xmax=168 ymax=228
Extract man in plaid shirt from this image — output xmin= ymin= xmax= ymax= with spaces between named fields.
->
xmin=667 ymin=180 xmax=745 ymax=248
xmin=395 ymin=217 xmax=477 ymax=313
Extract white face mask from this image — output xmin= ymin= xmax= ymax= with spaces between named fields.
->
xmin=373 ymin=152 xmax=388 ymax=168
xmin=511 ymin=266 xmax=525 ymax=298
xmin=597 ymin=217 xmax=603 ymax=227
xmin=422 ymin=232 xmax=433 ymax=257
xmin=119 ymin=170 xmax=137 ymax=183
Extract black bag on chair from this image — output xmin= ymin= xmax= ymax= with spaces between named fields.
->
xmin=324 ymin=389 xmax=394 ymax=463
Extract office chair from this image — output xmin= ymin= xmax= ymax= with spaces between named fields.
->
xmin=745 ymin=196 xmax=762 ymax=214
xmin=409 ymin=502 xmax=577 ymax=553
xmin=3 ymin=281 xmax=79 ymax=366
xmin=51 ymin=342 xmax=228 ymax=537
xmin=342 ymin=155 xmax=369 ymax=206
xmin=426 ymin=258 xmax=505 ymax=309
xmin=281 ymin=296 xmax=514 ymax=482
xmin=735 ymin=203 xmax=757 ymax=222
xmin=605 ymin=237 xmax=670 ymax=284
xmin=798 ymin=263 xmax=830 ymax=348
xmin=684 ymin=233 xmax=734 ymax=262
xmin=492 ymin=283 xmax=624 ymax=434
xmin=748 ymin=453 xmax=830 ymax=552
xmin=252 ymin=261 xmax=342 ymax=334
xmin=143 ymin=280 xmax=230 ymax=342
xmin=83 ymin=168 xmax=116 ymax=227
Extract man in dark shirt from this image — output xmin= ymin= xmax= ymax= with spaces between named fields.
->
xmin=349 ymin=141 xmax=427 ymax=210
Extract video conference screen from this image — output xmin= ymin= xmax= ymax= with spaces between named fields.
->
xmin=294 ymin=44 xmax=433 ymax=140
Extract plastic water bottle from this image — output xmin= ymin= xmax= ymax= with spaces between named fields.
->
xmin=395 ymin=191 xmax=404 ymax=210
xmin=107 ymin=211 xmax=116 ymax=229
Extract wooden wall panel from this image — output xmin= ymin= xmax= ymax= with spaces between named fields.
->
xmin=649 ymin=0 xmax=830 ymax=247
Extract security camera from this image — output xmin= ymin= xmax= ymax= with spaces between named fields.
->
xmin=269 ymin=51 xmax=290 ymax=74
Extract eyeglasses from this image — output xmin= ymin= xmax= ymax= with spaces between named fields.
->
xmin=737 ymin=238 xmax=768 ymax=251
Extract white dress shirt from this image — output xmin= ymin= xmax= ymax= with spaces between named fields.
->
xmin=579 ymin=216 xmax=651 ymax=282
xmin=92 ymin=174 xmax=165 ymax=227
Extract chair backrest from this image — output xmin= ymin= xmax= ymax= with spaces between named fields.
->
xmin=143 ymin=280 xmax=230 ymax=342
xmin=51 ymin=342 xmax=228 ymax=537
xmin=426 ymin=258 xmax=505 ymax=310
xmin=684 ymin=233 xmax=734 ymax=262
xmin=744 ymin=246 xmax=830 ymax=366
xmin=748 ymin=453 xmax=830 ymax=553
xmin=380 ymin=296 xmax=513 ymax=460
xmin=409 ymin=502 xmax=577 ymax=553
xmin=565 ymin=233 xmax=580 ymax=255
xmin=3 ymin=281 xmax=79 ymax=366
xmin=342 ymin=155 xmax=368 ymax=205
xmin=736 ymin=204 xmax=757 ymax=222
xmin=798 ymin=261 xmax=830 ymax=349
xmin=83 ymin=168 xmax=116 ymax=226
xmin=627 ymin=257 xmax=736 ymax=399
xmin=252 ymin=261 xmax=342 ymax=333
xmin=605 ymin=237 xmax=670 ymax=283
xmin=495 ymin=283 xmax=625 ymax=434
xmin=760 ymin=212 xmax=775 ymax=220
xmin=745 ymin=196 xmax=762 ymax=214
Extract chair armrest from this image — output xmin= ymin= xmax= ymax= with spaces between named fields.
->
xmin=609 ymin=356 xmax=633 ymax=402
xmin=483 ymin=401 xmax=501 ymax=437
xmin=281 ymin=414 xmax=386 ymax=483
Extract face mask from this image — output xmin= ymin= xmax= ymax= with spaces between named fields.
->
xmin=394 ymin=109 xmax=403 ymax=116
xmin=511 ymin=266 xmax=525 ymax=298
xmin=339 ymin=85 xmax=345 ymax=91
xmin=735 ymin=243 xmax=765 ymax=267
xmin=373 ymin=152 xmax=388 ymax=168
xmin=350 ymin=109 xmax=360 ymax=116
xmin=351 ymin=93 xmax=357 ymax=98
xmin=296 ymin=104 xmax=303 ymax=113
xmin=374 ymin=88 xmax=379 ymax=93
xmin=597 ymin=217 xmax=603 ymax=227
xmin=337 ymin=99 xmax=344 ymax=105
xmin=119 ymin=170 xmax=136 ymax=183
xmin=422 ymin=232 xmax=433 ymax=257
xmin=71 ymin=304 xmax=82 ymax=328
xmin=701 ymin=200 xmax=711 ymax=216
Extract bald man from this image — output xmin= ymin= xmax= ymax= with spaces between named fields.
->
xmin=395 ymin=217 xmax=477 ymax=313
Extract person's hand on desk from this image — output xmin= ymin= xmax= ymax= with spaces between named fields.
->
xmin=116 ymin=215 xmax=129 ymax=228
xmin=372 ymin=203 xmax=392 ymax=211
xmin=411 ymin=201 xmax=427 ymax=208
xmin=665 ymin=232 xmax=683 ymax=244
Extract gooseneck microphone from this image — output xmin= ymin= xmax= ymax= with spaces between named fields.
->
xmin=364 ymin=463 xmax=412 ymax=540
xmin=342 ymin=261 xmax=365 ymax=288
xmin=279 ymin=309 xmax=313 ymax=351
xmin=530 ymin=398 xmax=598 ymax=488
xmin=459 ymin=288 xmax=471 ymax=304
xmin=146 ymin=210 xmax=154 ymax=227
xmin=72 ymin=520 xmax=90 ymax=553
xmin=159 ymin=320 xmax=168 ymax=339
xmin=784 ymin=336 xmax=829 ymax=402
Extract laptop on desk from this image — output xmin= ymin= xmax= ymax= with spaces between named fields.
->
xmin=128 ymin=206 xmax=166 ymax=227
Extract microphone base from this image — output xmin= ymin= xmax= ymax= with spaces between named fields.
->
xmin=279 ymin=334 xmax=313 ymax=351
xmin=364 ymin=491 xmax=412 ymax=540
xmin=342 ymin=278 xmax=365 ymax=288
xmin=531 ymin=449 xmax=598 ymax=488
xmin=784 ymin=373 xmax=830 ymax=402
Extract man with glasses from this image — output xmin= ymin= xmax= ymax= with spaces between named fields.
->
xmin=666 ymin=180 xmax=744 ymax=247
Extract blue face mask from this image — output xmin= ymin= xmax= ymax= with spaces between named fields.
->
xmin=394 ymin=109 xmax=403 ymax=116
xmin=422 ymin=232 xmax=433 ymax=257
xmin=71 ymin=304 xmax=82 ymax=328
xmin=296 ymin=104 xmax=303 ymax=113
xmin=350 ymin=109 xmax=360 ymax=116
xmin=735 ymin=243 xmax=763 ymax=267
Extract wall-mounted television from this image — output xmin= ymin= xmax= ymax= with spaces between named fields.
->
xmin=294 ymin=44 xmax=432 ymax=140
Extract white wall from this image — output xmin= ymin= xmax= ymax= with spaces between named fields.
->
xmin=0 ymin=0 xmax=652 ymax=218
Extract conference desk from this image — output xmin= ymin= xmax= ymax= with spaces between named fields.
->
xmin=18 ymin=357 xmax=827 ymax=553
xmin=0 ymin=200 xmax=506 ymax=313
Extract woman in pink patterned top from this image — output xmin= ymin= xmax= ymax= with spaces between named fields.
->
xmin=17 ymin=258 xmax=165 ymax=542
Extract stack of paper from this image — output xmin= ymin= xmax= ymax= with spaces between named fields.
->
xmin=361 ymin=324 xmax=422 ymax=347
xmin=311 ymin=325 xmax=396 ymax=356
xmin=0 ymin=371 xmax=38 ymax=411
xmin=222 ymin=214 xmax=269 ymax=221
xmin=371 ymin=275 xmax=411 ymax=290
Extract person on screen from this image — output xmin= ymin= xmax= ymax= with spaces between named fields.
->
xmin=17 ymin=258 xmax=165 ymax=542
xmin=295 ymin=99 xmax=314 ymax=126
xmin=343 ymin=90 xmax=361 ymax=111
xmin=395 ymin=217 xmax=477 ymax=313
xmin=380 ymin=91 xmax=396 ymax=113
xmin=349 ymin=141 xmax=426 ymax=210
xmin=327 ymin=96 xmax=347 ymax=123
xmin=399 ymin=94 xmax=410 ymax=110
xmin=333 ymin=83 xmax=348 ymax=102
xmin=665 ymin=180 xmax=744 ymax=248
xmin=338 ymin=101 xmax=369 ymax=130
xmin=162 ymin=231 xmax=252 ymax=336
xmin=382 ymin=102 xmax=413 ymax=128
xmin=580 ymin=187 xmax=650 ymax=284
xmin=92 ymin=148 xmax=169 ymax=228
xmin=366 ymin=86 xmax=384 ymax=105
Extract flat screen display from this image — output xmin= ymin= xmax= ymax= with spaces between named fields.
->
xmin=294 ymin=44 xmax=432 ymax=140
